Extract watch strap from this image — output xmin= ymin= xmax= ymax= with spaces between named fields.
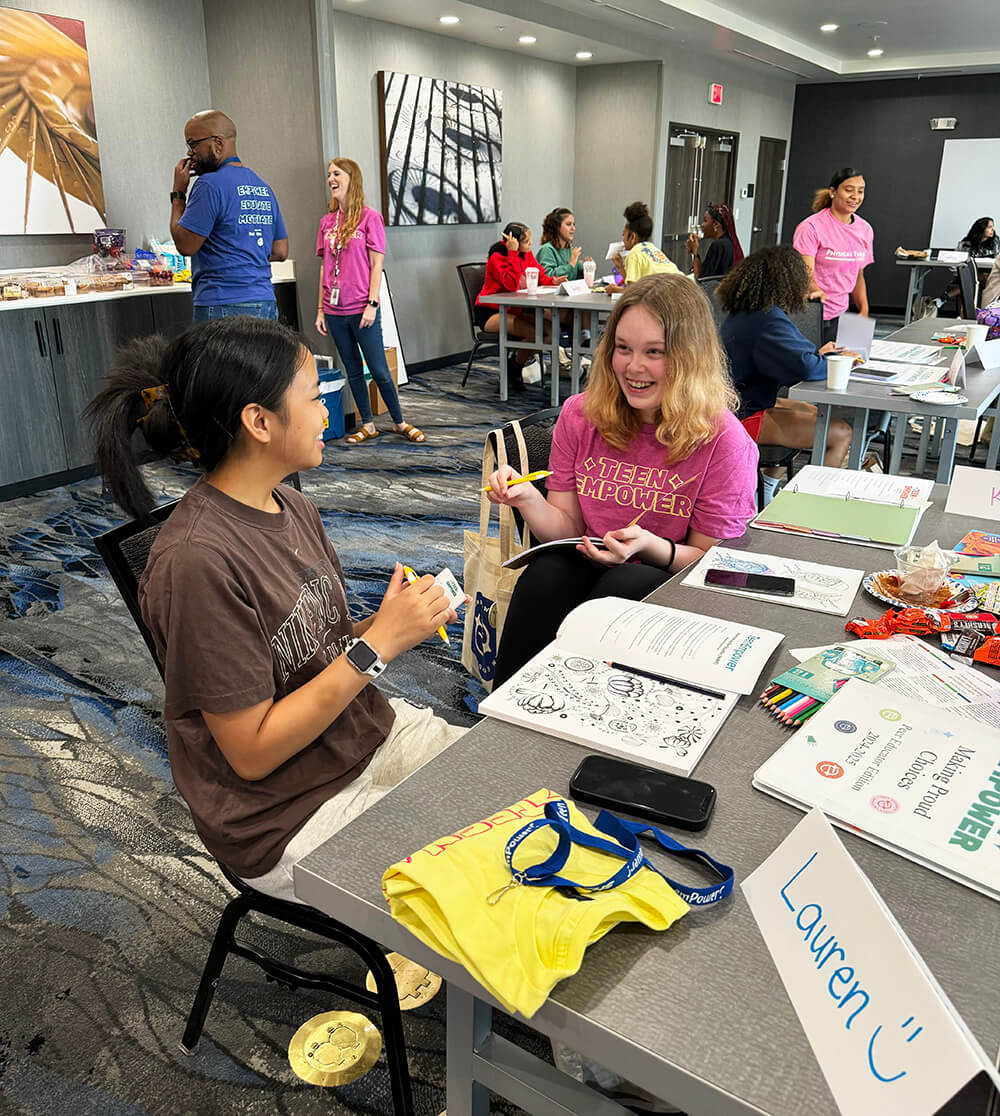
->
xmin=345 ymin=637 xmax=385 ymax=678
xmin=170 ymin=191 xmax=187 ymax=202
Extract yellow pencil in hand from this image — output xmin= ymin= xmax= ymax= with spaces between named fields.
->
xmin=402 ymin=565 xmax=450 ymax=645
xmin=480 ymin=469 xmax=552 ymax=494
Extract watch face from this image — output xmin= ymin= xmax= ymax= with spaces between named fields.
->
xmin=347 ymin=640 xmax=379 ymax=672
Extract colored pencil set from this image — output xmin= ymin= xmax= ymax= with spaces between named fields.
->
xmin=758 ymin=683 xmax=837 ymax=727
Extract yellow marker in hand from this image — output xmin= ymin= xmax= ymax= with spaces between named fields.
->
xmin=480 ymin=469 xmax=552 ymax=494
xmin=402 ymin=565 xmax=450 ymax=645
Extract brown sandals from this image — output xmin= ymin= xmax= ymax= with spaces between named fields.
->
xmin=394 ymin=423 xmax=427 ymax=443
xmin=345 ymin=426 xmax=380 ymax=445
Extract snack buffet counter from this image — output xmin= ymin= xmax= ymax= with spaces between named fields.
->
xmin=0 ymin=271 xmax=298 ymax=499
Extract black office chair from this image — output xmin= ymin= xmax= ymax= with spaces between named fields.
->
xmin=457 ymin=262 xmax=500 ymax=386
xmin=486 ymin=406 xmax=561 ymax=540
xmin=94 ymin=504 xmax=415 ymax=1116
xmin=786 ymin=299 xmax=824 ymax=349
xmin=957 ymin=258 xmax=980 ymax=320
xmin=697 ymin=276 xmax=726 ymax=333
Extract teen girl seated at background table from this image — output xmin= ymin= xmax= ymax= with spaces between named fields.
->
xmin=476 ymin=220 xmax=560 ymax=389
xmin=718 ymin=245 xmax=856 ymax=487
xmin=314 ymin=157 xmax=425 ymax=445
xmin=87 ymin=317 xmax=462 ymax=902
xmin=606 ymin=201 xmax=680 ymax=293
xmin=536 ymin=207 xmax=593 ymax=280
xmin=686 ymin=202 xmax=744 ymax=279
xmin=959 ymin=216 xmax=998 ymax=258
xmin=793 ymin=166 xmax=873 ymax=344
xmin=487 ymin=273 xmax=758 ymax=686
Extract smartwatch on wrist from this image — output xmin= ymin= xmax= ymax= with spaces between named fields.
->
xmin=367 ymin=299 xmax=379 ymax=308
xmin=170 ymin=190 xmax=187 ymax=203
xmin=344 ymin=637 xmax=386 ymax=678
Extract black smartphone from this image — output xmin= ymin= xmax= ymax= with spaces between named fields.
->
xmin=569 ymin=755 xmax=716 ymax=831
xmin=704 ymin=568 xmax=795 ymax=596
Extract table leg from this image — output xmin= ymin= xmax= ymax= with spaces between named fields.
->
xmin=935 ymin=417 xmax=960 ymax=484
xmin=915 ymin=420 xmax=931 ymax=474
xmin=570 ymin=311 xmax=582 ymax=395
xmin=987 ymin=407 xmax=1000 ymax=470
xmin=446 ymin=984 xmax=491 ymax=1116
xmin=811 ymin=403 xmax=831 ymax=465
xmin=549 ymin=308 xmax=561 ymax=407
xmin=904 ymin=267 xmax=921 ymax=326
xmin=847 ymin=408 xmax=869 ymax=471
xmin=499 ymin=311 xmax=509 ymax=403
xmin=888 ymin=414 xmax=905 ymax=475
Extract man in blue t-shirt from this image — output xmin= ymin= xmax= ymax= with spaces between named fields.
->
xmin=170 ymin=110 xmax=288 ymax=321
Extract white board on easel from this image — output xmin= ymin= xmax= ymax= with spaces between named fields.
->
xmin=379 ymin=271 xmax=408 ymax=384
xmin=929 ymin=139 xmax=1000 ymax=249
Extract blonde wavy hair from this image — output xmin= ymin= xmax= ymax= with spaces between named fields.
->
xmin=582 ymin=274 xmax=738 ymax=463
xmin=327 ymin=157 xmax=366 ymax=244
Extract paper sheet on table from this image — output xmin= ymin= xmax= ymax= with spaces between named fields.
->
xmin=869 ymin=339 xmax=946 ymax=364
xmin=784 ymin=464 xmax=933 ymax=508
xmin=681 ymin=547 xmax=864 ymax=616
xmin=935 ymin=249 xmax=968 ymax=264
xmin=790 ymin=633 xmax=1000 ymax=727
xmin=850 ymin=360 xmax=945 ymax=385
xmin=834 ymin=312 xmax=876 ymax=360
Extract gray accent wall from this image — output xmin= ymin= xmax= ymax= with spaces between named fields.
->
xmin=327 ymin=9 xmax=578 ymax=365
xmin=0 ymin=0 xmax=210 ymax=270
xmin=202 ymin=0 xmax=327 ymax=332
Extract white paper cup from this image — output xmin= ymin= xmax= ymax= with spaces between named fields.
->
xmin=965 ymin=323 xmax=989 ymax=350
xmin=524 ymin=267 xmax=539 ymax=295
xmin=826 ymin=354 xmax=853 ymax=392
xmin=583 ymin=260 xmax=596 ymax=287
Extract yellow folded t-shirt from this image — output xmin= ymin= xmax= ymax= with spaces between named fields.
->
xmin=381 ymin=789 xmax=689 ymax=1017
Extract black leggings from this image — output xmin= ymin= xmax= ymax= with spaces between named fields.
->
xmin=493 ymin=550 xmax=673 ymax=688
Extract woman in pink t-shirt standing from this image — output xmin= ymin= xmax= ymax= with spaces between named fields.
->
xmin=484 ymin=273 xmax=759 ymax=686
xmin=793 ymin=167 xmax=874 ymax=345
xmin=315 ymin=158 xmax=425 ymax=444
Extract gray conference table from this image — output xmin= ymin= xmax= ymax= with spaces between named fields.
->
xmin=477 ymin=288 xmax=610 ymax=404
xmin=296 ymin=491 xmax=999 ymax=1116
xmin=789 ymin=315 xmax=1000 ymax=481
xmin=896 ymin=255 xmax=997 ymax=325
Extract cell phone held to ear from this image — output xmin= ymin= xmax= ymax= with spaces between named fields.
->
xmin=704 ymin=568 xmax=796 ymax=596
xmin=569 ymin=754 xmax=717 ymax=831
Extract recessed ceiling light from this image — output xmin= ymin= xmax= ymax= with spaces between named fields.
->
xmin=518 ymin=35 xmax=537 ymax=44
xmin=819 ymin=23 xmax=838 ymax=32
xmin=576 ymin=50 xmax=593 ymax=59
xmin=439 ymin=15 xmax=460 ymax=24
xmin=868 ymin=47 xmax=884 ymax=57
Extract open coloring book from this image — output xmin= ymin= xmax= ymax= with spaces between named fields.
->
xmin=479 ymin=598 xmax=782 ymax=776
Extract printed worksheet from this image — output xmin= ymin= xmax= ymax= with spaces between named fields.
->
xmin=850 ymin=361 xmax=943 ymax=386
xmin=784 ymin=464 xmax=934 ymax=508
xmin=869 ymin=339 xmax=946 ymax=364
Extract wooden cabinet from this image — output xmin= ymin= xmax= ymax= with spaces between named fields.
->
xmin=46 ymin=298 xmax=154 ymax=468
xmin=0 ymin=308 xmax=67 ymax=485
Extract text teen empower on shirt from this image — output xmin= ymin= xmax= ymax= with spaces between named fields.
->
xmin=486 ymin=274 xmax=758 ymax=685
xmin=87 ymin=317 xmax=460 ymax=901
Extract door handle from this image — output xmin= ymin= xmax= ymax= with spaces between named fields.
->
xmin=753 ymin=226 xmax=762 ymax=233
xmin=35 ymin=319 xmax=48 ymax=358
xmin=53 ymin=317 xmax=64 ymax=355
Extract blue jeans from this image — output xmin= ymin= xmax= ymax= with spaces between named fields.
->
xmin=192 ymin=299 xmax=279 ymax=322
xmin=324 ymin=308 xmax=403 ymax=425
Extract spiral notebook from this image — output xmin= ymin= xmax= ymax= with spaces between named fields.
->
xmin=751 ymin=466 xmax=933 ymax=550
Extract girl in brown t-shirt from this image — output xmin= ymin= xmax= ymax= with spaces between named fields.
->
xmin=87 ymin=316 xmax=462 ymax=900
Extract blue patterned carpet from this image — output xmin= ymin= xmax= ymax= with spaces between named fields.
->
xmin=0 ymin=360 xmax=554 ymax=1116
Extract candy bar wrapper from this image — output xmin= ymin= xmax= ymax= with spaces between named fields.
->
xmin=973 ymin=636 xmax=1000 ymax=668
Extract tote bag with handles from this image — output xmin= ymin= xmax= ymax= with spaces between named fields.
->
xmin=462 ymin=423 xmax=532 ymax=691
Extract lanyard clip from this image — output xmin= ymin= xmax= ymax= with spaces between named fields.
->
xmin=486 ymin=870 xmax=526 ymax=906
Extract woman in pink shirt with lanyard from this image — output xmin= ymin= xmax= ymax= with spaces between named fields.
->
xmin=793 ymin=167 xmax=874 ymax=345
xmin=315 ymin=158 xmax=425 ymax=444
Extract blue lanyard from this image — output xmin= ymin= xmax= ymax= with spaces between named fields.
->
xmin=488 ymin=799 xmax=733 ymax=907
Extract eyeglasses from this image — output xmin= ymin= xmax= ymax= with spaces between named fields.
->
xmin=185 ymin=134 xmax=219 ymax=151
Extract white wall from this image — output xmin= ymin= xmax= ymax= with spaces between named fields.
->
xmin=0 ymin=0 xmax=210 ymax=270
xmin=328 ymin=9 xmax=578 ymax=364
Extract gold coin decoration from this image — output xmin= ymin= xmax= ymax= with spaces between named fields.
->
xmin=287 ymin=1010 xmax=382 ymax=1087
xmin=365 ymin=952 xmax=442 ymax=1010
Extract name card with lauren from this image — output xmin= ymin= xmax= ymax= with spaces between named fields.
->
xmin=742 ymin=808 xmax=1000 ymax=1116
xmin=944 ymin=464 xmax=1000 ymax=520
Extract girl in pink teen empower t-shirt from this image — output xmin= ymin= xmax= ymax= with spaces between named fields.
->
xmin=793 ymin=167 xmax=874 ymax=342
xmin=485 ymin=273 xmax=758 ymax=687
xmin=315 ymin=157 xmax=426 ymax=445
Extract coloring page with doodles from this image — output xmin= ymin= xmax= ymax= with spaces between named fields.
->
xmin=682 ymin=547 xmax=865 ymax=616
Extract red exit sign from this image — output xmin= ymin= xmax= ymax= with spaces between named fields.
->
xmin=708 ymin=82 xmax=724 ymax=105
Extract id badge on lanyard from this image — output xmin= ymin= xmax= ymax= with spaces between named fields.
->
xmin=328 ymin=286 xmax=340 ymax=307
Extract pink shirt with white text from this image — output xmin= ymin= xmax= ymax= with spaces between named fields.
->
xmin=793 ymin=208 xmax=874 ymax=320
xmin=546 ymin=395 xmax=759 ymax=542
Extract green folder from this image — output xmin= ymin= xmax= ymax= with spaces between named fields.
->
xmin=755 ymin=490 xmax=920 ymax=546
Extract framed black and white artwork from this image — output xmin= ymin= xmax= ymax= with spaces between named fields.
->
xmin=377 ymin=70 xmax=502 ymax=226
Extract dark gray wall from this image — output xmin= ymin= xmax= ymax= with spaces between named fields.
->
xmin=783 ymin=74 xmax=1000 ymax=314
xmin=202 ymin=0 xmax=326 ymax=331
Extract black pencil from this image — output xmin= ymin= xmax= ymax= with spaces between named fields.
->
xmin=607 ymin=662 xmax=727 ymax=701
